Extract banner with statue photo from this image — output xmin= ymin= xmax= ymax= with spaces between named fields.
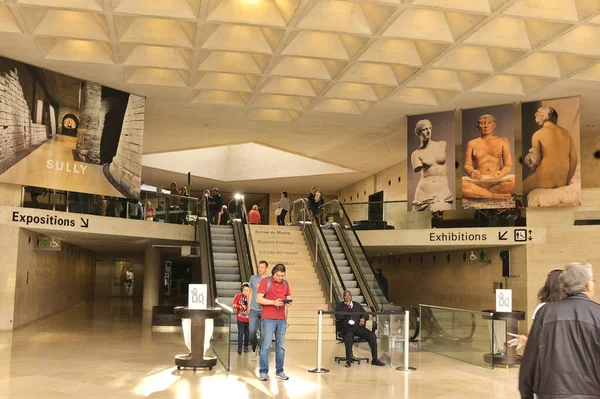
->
xmin=521 ymin=96 xmax=581 ymax=207
xmin=406 ymin=111 xmax=456 ymax=212
xmin=0 ymin=55 xmax=144 ymax=199
xmin=461 ymin=104 xmax=515 ymax=209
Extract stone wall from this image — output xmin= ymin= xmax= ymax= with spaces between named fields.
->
xmin=107 ymin=94 xmax=144 ymax=199
xmin=13 ymin=229 xmax=95 ymax=329
xmin=0 ymin=69 xmax=48 ymax=166
xmin=76 ymin=81 xmax=102 ymax=163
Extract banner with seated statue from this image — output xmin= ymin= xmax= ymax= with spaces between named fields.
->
xmin=521 ymin=96 xmax=581 ymax=207
xmin=406 ymin=111 xmax=456 ymax=212
xmin=461 ymin=104 xmax=516 ymax=210
xmin=0 ymin=55 xmax=144 ymax=200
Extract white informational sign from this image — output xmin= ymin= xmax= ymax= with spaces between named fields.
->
xmin=188 ymin=284 xmax=207 ymax=310
xmin=496 ymin=289 xmax=512 ymax=312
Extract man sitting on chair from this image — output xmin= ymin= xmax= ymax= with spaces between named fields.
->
xmin=335 ymin=290 xmax=384 ymax=368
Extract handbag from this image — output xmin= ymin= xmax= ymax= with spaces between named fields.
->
xmin=275 ymin=207 xmax=283 ymax=216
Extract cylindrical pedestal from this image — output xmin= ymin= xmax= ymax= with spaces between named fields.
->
xmin=174 ymin=307 xmax=221 ymax=371
xmin=482 ymin=310 xmax=526 ymax=366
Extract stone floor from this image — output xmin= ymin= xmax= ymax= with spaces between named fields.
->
xmin=0 ymin=299 xmax=520 ymax=398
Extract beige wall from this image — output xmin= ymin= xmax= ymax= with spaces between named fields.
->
xmin=0 ymin=225 xmax=19 ymax=330
xmin=95 ymin=255 xmax=145 ymax=298
xmin=372 ymin=245 xmax=528 ymax=333
xmin=13 ymin=229 xmax=95 ymax=329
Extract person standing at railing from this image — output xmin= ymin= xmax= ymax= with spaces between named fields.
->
xmin=248 ymin=205 xmax=262 ymax=224
xmin=209 ymin=188 xmax=222 ymax=224
xmin=257 ymin=264 xmax=291 ymax=381
xmin=274 ymin=191 xmax=290 ymax=226
xmin=248 ymin=260 xmax=268 ymax=353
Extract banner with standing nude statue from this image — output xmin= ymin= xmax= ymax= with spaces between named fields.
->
xmin=406 ymin=111 xmax=456 ymax=212
xmin=461 ymin=104 xmax=515 ymax=210
xmin=521 ymin=97 xmax=581 ymax=207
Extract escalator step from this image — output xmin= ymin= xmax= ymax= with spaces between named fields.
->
xmin=217 ymin=275 xmax=241 ymax=282
xmin=218 ymin=289 xmax=242 ymax=297
xmin=213 ymin=246 xmax=237 ymax=253
xmin=213 ymin=253 xmax=238 ymax=260
xmin=335 ymin=260 xmax=349 ymax=267
xmin=215 ymin=267 xmax=240 ymax=275
xmin=217 ymin=281 xmax=243 ymax=289
xmin=337 ymin=267 xmax=351 ymax=274
xmin=329 ymin=247 xmax=343 ymax=254
xmin=212 ymin=234 xmax=234 ymax=241
xmin=214 ymin=260 xmax=239 ymax=267
xmin=344 ymin=281 xmax=358 ymax=289
xmin=340 ymin=274 xmax=355 ymax=280
xmin=211 ymin=225 xmax=233 ymax=231
xmin=212 ymin=240 xmax=235 ymax=247
xmin=332 ymin=254 xmax=346 ymax=260
xmin=327 ymin=242 xmax=341 ymax=247
xmin=322 ymin=230 xmax=335 ymax=235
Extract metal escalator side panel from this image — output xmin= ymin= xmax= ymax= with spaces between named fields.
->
xmin=232 ymin=220 xmax=252 ymax=285
xmin=197 ymin=217 xmax=217 ymax=304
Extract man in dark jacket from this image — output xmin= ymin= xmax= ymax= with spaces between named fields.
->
xmin=519 ymin=261 xmax=600 ymax=399
xmin=210 ymin=188 xmax=222 ymax=224
xmin=335 ymin=290 xmax=384 ymax=368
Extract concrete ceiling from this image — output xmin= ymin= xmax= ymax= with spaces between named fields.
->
xmin=1 ymin=0 xmax=600 ymax=194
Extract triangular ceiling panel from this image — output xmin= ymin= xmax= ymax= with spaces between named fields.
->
xmin=122 ymin=45 xmax=190 ymax=69
xmin=464 ymin=17 xmax=531 ymax=49
xmin=383 ymin=8 xmax=454 ymax=42
xmin=127 ymin=67 xmax=189 ymax=87
xmin=411 ymin=0 xmax=492 ymax=13
xmin=503 ymin=0 xmax=580 ymax=22
xmin=359 ymin=39 xmax=423 ymax=65
xmin=192 ymin=90 xmax=247 ymax=107
xmin=504 ymin=52 xmax=561 ymax=78
xmin=340 ymin=63 xmax=399 ymax=86
xmin=386 ymin=88 xmax=438 ymax=105
xmin=142 ymin=143 xmax=355 ymax=181
xmin=433 ymin=46 xmax=495 ymax=73
xmin=29 ymin=9 xmax=109 ymax=41
xmin=116 ymin=17 xmax=195 ymax=47
xmin=195 ymin=72 xmax=254 ymax=92
xmin=543 ymin=25 xmax=600 ymax=56
xmin=325 ymin=82 xmax=379 ymax=101
xmin=312 ymin=99 xmax=361 ymax=115
xmin=282 ymin=31 xmax=349 ymax=60
xmin=297 ymin=0 xmax=373 ymax=34
xmin=471 ymin=74 xmax=524 ymax=95
xmin=253 ymin=94 xmax=308 ymax=111
xmin=271 ymin=57 xmax=332 ymax=79
xmin=18 ymin=0 xmax=103 ymax=12
xmin=260 ymin=77 xmax=317 ymax=96
xmin=198 ymin=51 xmax=266 ymax=74
xmin=406 ymin=69 xmax=463 ymax=91
xmin=571 ymin=63 xmax=600 ymax=81
xmin=40 ymin=38 xmax=114 ymax=64
xmin=112 ymin=0 xmax=199 ymax=20
xmin=206 ymin=0 xmax=287 ymax=27
xmin=203 ymin=24 xmax=274 ymax=54
xmin=0 ymin=6 xmax=22 ymax=33
xmin=523 ymin=19 xmax=571 ymax=48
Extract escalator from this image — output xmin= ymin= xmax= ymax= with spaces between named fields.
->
xmin=197 ymin=195 xmax=254 ymax=343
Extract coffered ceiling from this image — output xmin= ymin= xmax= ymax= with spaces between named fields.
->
xmin=1 ymin=0 xmax=600 ymax=193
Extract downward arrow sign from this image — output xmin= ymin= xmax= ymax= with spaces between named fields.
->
xmin=80 ymin=218 xmax=89 ymax=228
xmin=498 ymin=231 xmax=508 ymax=241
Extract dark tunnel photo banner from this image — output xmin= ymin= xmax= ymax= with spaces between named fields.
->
xmin=0 ymin=56 xmax=144 ymax=199
xmin=521 ymin=96 xmax=581 ymax=207
xmin=461 ymin=104 xmax=515 ymax=210
xmin=406 ymin=111 xmax=456 ymax=212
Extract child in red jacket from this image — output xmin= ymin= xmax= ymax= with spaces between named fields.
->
xmin=232 ymin=283 xmax=250 ymax=354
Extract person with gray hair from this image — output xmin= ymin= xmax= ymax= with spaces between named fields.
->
xmin=519 ymin=262 xmax=600 ymax=399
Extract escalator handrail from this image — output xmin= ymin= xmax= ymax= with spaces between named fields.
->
xmin=330 ymin=221 xmax=380 ymax=311
xmin=238 ymin=217 xmax=255 ymax=277
xmin=320 ymin=199 xmax=386 ymax=297
xmin=419 ymin=306 xmax=479 ymax=343
xmin=239 ymin=197 xmax=258 ymax=271
xmin=291 ymin=198 xmax=345 ymax=305
xmin=199 ymin=216 xmax=218 ymax=302
xmin=232 ymin=220 xmax=251 ymax=285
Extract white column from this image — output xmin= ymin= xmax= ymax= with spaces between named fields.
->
xmin=143 ymin=246 xmax=160 ymax=311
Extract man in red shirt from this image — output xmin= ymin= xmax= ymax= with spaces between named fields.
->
xmin=257 ymin=264 xmax=291 ymax=381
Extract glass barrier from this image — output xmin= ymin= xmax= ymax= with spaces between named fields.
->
xmin=21 ymin=186 xmax=198 ymax=225
xmin=419 ymin=304 xmax=495 ymax=369
xmin=337 ymin=198 xmax=526 ymax=230
xmin=375 ymin=312 xmax=415 ymax=367
xmin=213 ymin=301 xmax=233 ymax=371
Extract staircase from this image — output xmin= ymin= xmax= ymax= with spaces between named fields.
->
xmin=321 ymin=227 xmax=366 ymax=304
xmin=210 ymin=224 xmax=241 ymax=340
xmin=250 ymin=225 xmax=336 ymax=340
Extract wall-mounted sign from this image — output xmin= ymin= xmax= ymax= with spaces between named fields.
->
xmin=36 ymin=236 xmax=61 ymax=251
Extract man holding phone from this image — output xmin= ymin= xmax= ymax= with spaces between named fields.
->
xmin=256 ymin=263 xmax=292 ymax=381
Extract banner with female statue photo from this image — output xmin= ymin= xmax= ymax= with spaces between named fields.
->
xmin=406 ymin=111 xmax=456 ymax=212
xmin=461 ymin=104 xmax=515 ymax=209
xmin=521 ymin=96 xmax=581 ymax=207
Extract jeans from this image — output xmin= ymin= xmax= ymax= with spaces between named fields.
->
xmin=237 ymin=321 xmax=249 ymax=352
xmin=277 ymin=209 xmax=287 ymax=226
xmin=249 ymin=309 xmax=261 ymax=347
xmin=259 ymin=319 xmax=287 ymax=374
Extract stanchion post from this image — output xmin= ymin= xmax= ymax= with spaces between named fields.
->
xmin=309 ymin=309 xmax=329 ymax=373
xmin=397 ymin=310 xmax=416 ymax=372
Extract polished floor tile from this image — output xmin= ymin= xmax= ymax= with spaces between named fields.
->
xmin=0 ymin=300 xmax=519 ymax=398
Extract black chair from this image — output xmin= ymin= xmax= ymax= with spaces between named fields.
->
xmin=333 ymin=317 xmax=377 ymax=365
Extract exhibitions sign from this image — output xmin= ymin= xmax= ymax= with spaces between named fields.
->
xmin=461 ymin=104 xmax=516 ymax=210
xmin=0 ymin=55 xmax=144 ymax=199
xmin=521 ymin=96 xmax=581 ymax=207
xmin=406 ymin=111 xmax=456 ymax=212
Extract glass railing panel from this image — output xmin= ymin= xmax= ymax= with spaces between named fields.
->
xmin=213 ymin=302 xmax=233 ymax=371
xmin=21 ymin=186 xmax=199 ymax=226
xmin=337 ymin=198 xmax=526 ymax=230
xmin=376 ymin=312 xmax=415 ymax=367
xmin=419 ymin=305 xmax=494 ymax=369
